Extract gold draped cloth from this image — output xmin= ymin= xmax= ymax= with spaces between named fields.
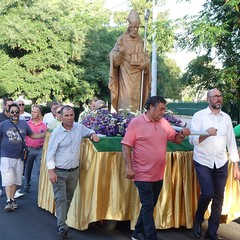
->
xmin=38 ymin=134 xmax=240 ymax=230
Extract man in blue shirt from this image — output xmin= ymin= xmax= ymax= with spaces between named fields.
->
xmin=0 ymin=103 xmax=46 ymax=211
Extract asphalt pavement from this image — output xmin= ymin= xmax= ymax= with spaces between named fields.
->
xmin=0 ymin=164 xmax=239 ymax=240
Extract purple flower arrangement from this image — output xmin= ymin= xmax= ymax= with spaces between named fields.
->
xmin=81 ymin=109 xmax=182 ymax=137
xmin=163 ymin=112 xmax=182 ymax=127
xmin=81 ymin=109 xmax=135 ymax=137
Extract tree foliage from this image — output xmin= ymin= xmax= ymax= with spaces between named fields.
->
xmin=157 ymin=56 xmax=182 ymax=99
xmin=178 ymin=0 xmax=240 ymax=118
xmin=0 ymin=0 xmax=183 ymax=104
xmin=0 ymin=0 xmax=112 ymax=104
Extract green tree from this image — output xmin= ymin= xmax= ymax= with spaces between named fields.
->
xmin=0 ymin=0 xmax=183 ymax=105
xmin=0 ymin=0 xmax=110 ymax=104
xmin=157 ymin=56 xmax=182 ymax=99
xmin=178 ymin=0 xmax=240 ymax=119
xmin=80 ymin=25 xmax=122 ymax=104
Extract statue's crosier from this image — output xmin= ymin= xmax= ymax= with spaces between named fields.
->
xmin=109 ymin=10 xmax=151 ymax=113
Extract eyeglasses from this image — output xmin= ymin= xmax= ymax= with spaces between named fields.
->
xmin=10 ymin=110 xmax=20 ymax=114
xmin=209 ymin=95 xmax=223 ymax=99
xmin=19 ymin=104 xmax=25 ymax=106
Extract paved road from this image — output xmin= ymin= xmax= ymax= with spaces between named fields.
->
xmin=0 ymin=165 xmax=239 ymax=240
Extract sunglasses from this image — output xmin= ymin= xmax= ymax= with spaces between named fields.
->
xmin=10 ymin=110 xmax=20 ymax=114
xmin=19 ymin=104 xmax=25 ymax=106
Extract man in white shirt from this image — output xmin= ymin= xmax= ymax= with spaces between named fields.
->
xmin=189 ymin=88 xmax=240 ymax=240
xmin=43 ymin=101 xmax=58 ymax=126
xmin=47 ymin=104 xmax=63 ymax=131
xmin=17 ymin=100 xmax=31 ymax=121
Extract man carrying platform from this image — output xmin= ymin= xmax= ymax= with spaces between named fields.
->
xmin=121 ymin=96 xmax=190 ymax=240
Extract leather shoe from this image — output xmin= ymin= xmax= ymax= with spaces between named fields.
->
xmin=205 ymin=232 xmax=223 ymax=240
xmin=192 ymin=222 xmax=201 ymax=238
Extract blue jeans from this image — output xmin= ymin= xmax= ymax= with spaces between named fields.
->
xmin=0 ymin=172 xmax=2 ymax=189
xmin=134 ymin=180 xmax=163 ymax=240
xmin=194 ymin=161 xmax=228 ymax=235
xmin=24 ymin=147 xmax=43 ymax=189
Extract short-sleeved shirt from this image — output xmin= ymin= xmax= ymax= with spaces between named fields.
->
xmin=20 ymin=112 xmax=31 ymax=121
xmin=26 ymin=120 xmax=47 ymax=148
xmin=47 ymin=119 xmax=62 ymax=131
xmin=43 ymin=112 xmax=55 ymax=126
xmin=121 ymin=113 xmax=177 ymax=182
xmin=0 ymin=120 xmax=33 ymax=158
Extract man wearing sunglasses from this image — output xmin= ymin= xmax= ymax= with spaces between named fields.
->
xmin=0 ymin=97 xmax=14 ymax=198
xmin=0 ymin=103 xmax=46 ymax=212
xmin=17 ymin=99 xmax=31 ymax=121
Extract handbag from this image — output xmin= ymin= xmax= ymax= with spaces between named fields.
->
xmin=21 ymin=146 xmax=29 ymax=161
xmin=10 ymin=120 xmax=29 ymax=161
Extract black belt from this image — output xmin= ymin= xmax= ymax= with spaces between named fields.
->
xmin=28 ymin=146 xmax=43 ymax=149
xmin=55 ymin=167 xmax=79 ymax=172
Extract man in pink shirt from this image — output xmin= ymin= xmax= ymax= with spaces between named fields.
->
xmin=121 ymin=96 xmax=190 ymax=240
xmin=23 ymin=105 xmax=47 ymax=193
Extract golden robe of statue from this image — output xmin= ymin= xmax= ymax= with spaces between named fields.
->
xmin=108 ymin=10 xmax=151 ymax=113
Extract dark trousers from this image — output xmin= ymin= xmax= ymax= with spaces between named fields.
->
xmin=194 ymin=161 xmax=228 ymax=235
xmin=0 ymin=172 xmax=2 ymax=189
xmin=134 ymin=180 xmax=163 ymax=240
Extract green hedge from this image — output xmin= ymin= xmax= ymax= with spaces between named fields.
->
xmin=167 ymin=102 xmax=208 ymax=116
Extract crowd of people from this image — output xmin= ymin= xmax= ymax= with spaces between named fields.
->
xmin=0 ymin=90 xmax=239 ymax=240
xmin=0 ymin=97 xmax=100 ymax=240
xmin=0 ymin=7 xmax=240 ymax=240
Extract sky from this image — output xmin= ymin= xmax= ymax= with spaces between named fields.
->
xmin=105 ymin=0 xmax=206 ymax=71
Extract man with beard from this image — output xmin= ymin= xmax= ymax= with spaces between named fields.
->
xmin=0 ymin=103 xmax=46 ymax=211
xmin=190 ymin=88 xmax=240 ymax=240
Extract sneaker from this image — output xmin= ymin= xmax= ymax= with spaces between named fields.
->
xmin=14 ymin=189 xmax=24 ymax=199
xmin=4 ymin=200 xmax=14 ymax=212
xmin=11 ymin=199 xmax=18 ymax=209
xmin=131 ymin=233 xmax=146 ymax=240
xmin=58 ymin=228 xmax=68 ymax=239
